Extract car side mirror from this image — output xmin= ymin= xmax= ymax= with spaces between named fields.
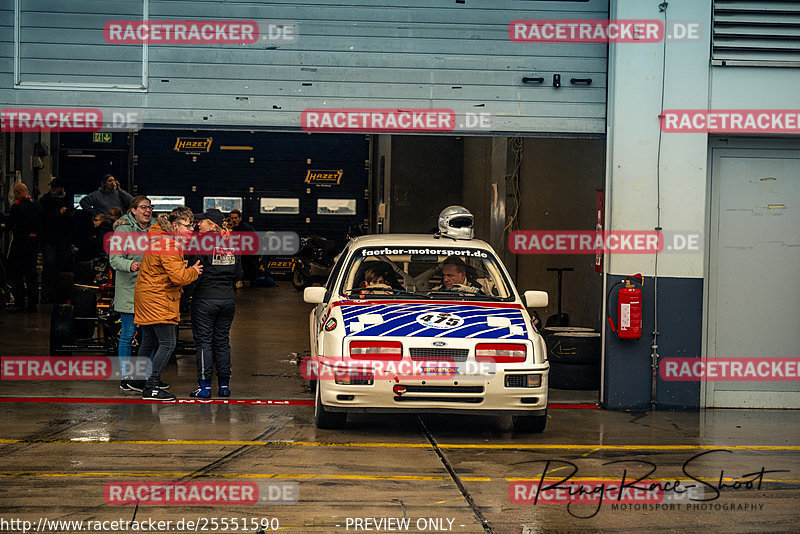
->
xmin=523 ymin=290 xmax=548 ymax=308
xmin=304 ymin=286 xmax=327 ymax=304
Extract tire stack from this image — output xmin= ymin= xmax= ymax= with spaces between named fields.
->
xmin=542 ymin=326 xmax=601 ymax=390
xmin=49 ymin=285 xmax=98 ymax=356
xmin=50 ymin=304 xmax=74 ymax=356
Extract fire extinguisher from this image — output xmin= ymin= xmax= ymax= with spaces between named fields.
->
xmin=607 ymin=274 xmax=643 ymax=339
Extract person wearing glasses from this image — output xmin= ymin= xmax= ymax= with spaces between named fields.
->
xmin=134 ymin=207 xmax=203 ymax=401
xmin=110 ymin=195 xmax=153 ymax=393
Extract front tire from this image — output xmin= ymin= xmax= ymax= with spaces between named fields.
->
xmin=548 ymin=361 xmax=600 ymax=390
xmin=512 ymin=409 xmax=547 ymax=433
xmin=50 ymin=304 xmax=74 ymax=356
xmin=54 ymin=272 xmax=75 ymax=304
xmin=292 ymin=267 xmax=308 ymax=290
xmin=71 ymin=285 xmax=98 ymax=338
xmin=315 ymin=383 xmax=346 ymax=429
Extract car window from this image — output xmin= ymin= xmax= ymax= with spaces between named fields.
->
xmin=325 ymin=246 xmax=350 ymax=293
xmin=339 ymin=246 xmax=514 ymax=301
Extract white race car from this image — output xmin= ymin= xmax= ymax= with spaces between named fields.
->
xmin=303 ymin=216 xmax=549 ymax=432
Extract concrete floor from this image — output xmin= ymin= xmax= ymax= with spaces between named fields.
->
xmin=1 ymin=284 xmax=798 ymax=533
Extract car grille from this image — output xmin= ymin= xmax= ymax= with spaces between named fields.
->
xmin=403 ymin=385 xmax=484 ymax=394
xmin=394 ymin=396 xmax=482 ymax=403
xmin=409 ymin=348 xmax=469 ymax=362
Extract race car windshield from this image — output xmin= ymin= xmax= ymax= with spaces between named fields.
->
xmin=340 ymin=247 xmax=514 ymax=301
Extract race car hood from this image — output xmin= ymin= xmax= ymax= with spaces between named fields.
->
xmin=334 ymin=300 xmax=529 ymax=339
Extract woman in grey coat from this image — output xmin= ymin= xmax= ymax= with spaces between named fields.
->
xmin=108 ymin=195 xmax=152 ymax=392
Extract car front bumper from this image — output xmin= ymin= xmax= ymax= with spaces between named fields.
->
xmin=318 ymin=363 xmax=549 ymax=415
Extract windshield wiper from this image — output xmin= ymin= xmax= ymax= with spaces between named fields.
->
xmin=425 ymin=290 xmax=501 ymax=301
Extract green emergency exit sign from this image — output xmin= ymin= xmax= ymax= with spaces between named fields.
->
xmin=93 ymin=132 xmax=112 ymax=143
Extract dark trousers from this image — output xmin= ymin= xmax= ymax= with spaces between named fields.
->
xmin=9 ymin=242 xmax=39 ymax=309
xmin=191 ymin=298 xmax=235 ymax=382
xmin=242 ymin=256 xmax=257 ymax=285
xmin=139 ymin=323 xmax=176 ymax=389
xmin=0 ymin=255 xmax=9 ymax=305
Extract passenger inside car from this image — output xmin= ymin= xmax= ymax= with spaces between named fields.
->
xmin=354 ymin=261 xmax=402 ymax=297
xmin=341 ymin=249 xmax=509 ymax=299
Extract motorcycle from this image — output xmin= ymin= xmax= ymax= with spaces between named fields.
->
xmin=291 ymin=221 xmax=364 ymax=290
xmin=291 ymin=234 xmax=339 ymax=290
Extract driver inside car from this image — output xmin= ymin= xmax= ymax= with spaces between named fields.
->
xmin=432 ymin=256 xmax=484 ymax=294
xmin=358 ymin=263 xmax=399 ymax=298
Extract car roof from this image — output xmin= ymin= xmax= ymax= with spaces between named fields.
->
xmin=347 ymin=233 xmax=495 ymax=251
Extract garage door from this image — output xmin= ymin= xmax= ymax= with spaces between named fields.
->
xmin=706 ymin=144 xmax=800 ymax=408
xmin=2 ymin=0 xmax=608 ymax=135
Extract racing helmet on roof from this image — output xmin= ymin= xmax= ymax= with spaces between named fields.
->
xmin=437 ymin=205 xmax=474 ymax=240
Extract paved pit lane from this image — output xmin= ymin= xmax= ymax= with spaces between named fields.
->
xmin=1 ymin=286 xmax=798 ymax=533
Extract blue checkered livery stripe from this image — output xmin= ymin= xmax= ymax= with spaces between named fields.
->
xmin=338 ymin=302 xmax=528 ymax=339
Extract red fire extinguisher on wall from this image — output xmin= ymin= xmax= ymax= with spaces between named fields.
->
xmin=608 ymin=274 xmax=643 ymax=339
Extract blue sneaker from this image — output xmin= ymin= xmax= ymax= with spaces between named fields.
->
xmin=190 ymin=380 xmax=211 ymax=398
xmin=218 ymin=380 xmax=230 ymax=398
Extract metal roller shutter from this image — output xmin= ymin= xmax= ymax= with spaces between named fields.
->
xmin=2 ymin=0 xmax=610 ymax=134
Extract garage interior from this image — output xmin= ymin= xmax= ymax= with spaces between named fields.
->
xmin=3 ymin=129 xmax=609 ymax=403
xmin=376 ymin=133 xmax=606 ymax=400
xmin=5 ymin=127 xmax=611 ymax=405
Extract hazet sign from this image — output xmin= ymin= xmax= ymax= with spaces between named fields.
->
xmin=305 ymin=169 xmax=342 ymax=186
xmin=174 ymin=137 xmax=213 ymax=153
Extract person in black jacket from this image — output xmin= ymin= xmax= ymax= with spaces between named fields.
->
xmin=229 ymin=209 xmax=256 ymax=287
xmin=186 ymin=209 xmax=242 ymax=398
xmin=6 ymin=183 xmax=42 ymax=312
xmin=0 ymin=229 xmax=11 ymax=307
xmin=38 ymin=178 xmax=73 ymax=303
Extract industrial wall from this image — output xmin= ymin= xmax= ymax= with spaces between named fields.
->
xmin=1 ymin=0 xmax=608 ymax=134
xmin=604 ymin=0 xmax=800 ymax=410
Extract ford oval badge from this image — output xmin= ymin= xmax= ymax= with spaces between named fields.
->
xmin=432 ymin=341 xmax=447 ymax=347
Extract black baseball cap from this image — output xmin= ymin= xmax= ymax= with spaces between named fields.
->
xmin=195 ymin=208 xmax=225 ymax=226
